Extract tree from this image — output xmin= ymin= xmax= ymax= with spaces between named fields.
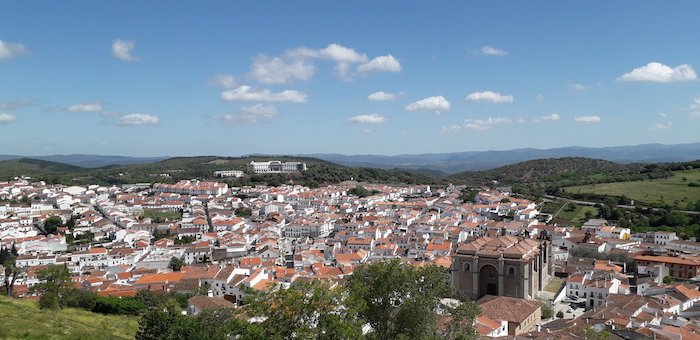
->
xmin=169 ymin=257 xmax=184 ymax=272
xmin=245 ymin=280 xmax=364 ymax=339
xmin=0 ymin=246 xmax=20 ymax=296
xmin=43 ymin=216 xmax=63 ymax=235
xmin=32 ymin=264 xmax=72 ymax=309
xmin=556 ymin=311 xmax=564 ymax=319
xmin=346 ymin=259 xmax=479 ymax=340
xmin=234 ymin=207 xmax=252 ymax=217
xmin=541 ymin=305 xmax=553 ymax=319
xmin=663 ymin=276 xmax=674 ymax=284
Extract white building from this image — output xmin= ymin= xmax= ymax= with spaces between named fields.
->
xmin=213 ymin=170 xmax=244 ymax=178
xmin=248 ymin=161 xmax=307 ymax=174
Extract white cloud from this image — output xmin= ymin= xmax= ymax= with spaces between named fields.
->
xmin=287 ymin=43 xmax=368 ymax=63
xmin=442 ymin=117 xmax=511 ymax=132
xmin=466 ymin=91 xmax=514 ymax=103
xmin=480 ymin=46 xmax=507 ymax=56
xmin=117 ymin=113 xmax=159 ymax=125
xmin=0 ymin=39 xmax=28 ymax=60
xmin=0 ymin=100 xmax=33 ymax=110
xmin=658 ymin=112 xmax=668 ymax=118
xmin=358 ymin=54 xmax=402 ymax=73
xmin=249 ymin=54 xmax=315 ymax=84
xmin=209 ymin=74 xmax=237 ymax=88
xmin=0 ymin=113 xmax=17 ymax=124
xmin=405 ymin=96 xmax=450 ymax=114
xmin=349 ymin=114 xmax=385 ymax=124
xmin=215 ymin=104 xmax=279 ymax=124
xmin=368 ymin=91 xmax=397 ymax=101
xmin=574 ymin=115 xmax=601 ymax=123
xmin=690 ymin=97 xmax=700 ymax=119
xmin=617 ymin=62 xmax=697 ymax=82
xmin=286 ymin=43 xmax=377 ymax=79
xmin=570 ymin=83 xmax=589 ymax=91
xmin=112 ymin=39 xmax=138 ymax=61
xmin=68 ymin=103 xmax=103 ymax=112
xmin=650 ymin=122 xmax=672 ymax=131
xmin=533 ymin=113 xmax=560 ymax=123
xmin=221 ymin=85 xmax=308 ymax=103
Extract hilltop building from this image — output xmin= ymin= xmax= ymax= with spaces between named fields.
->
xmin=248 ymin=161 xmax=307 ymax=174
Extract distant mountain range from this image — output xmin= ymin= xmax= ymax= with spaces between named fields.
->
xmin=305 ymin=142 xmax=700 ymax=175
xmin=0 ymin=154 xmax=168 ymax=168
xmin=1 ymin=142 xmax=699 ymax=174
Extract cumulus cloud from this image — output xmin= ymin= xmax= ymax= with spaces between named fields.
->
xmin=442 ymin=116 xmax=511 ymax=132
xmin=0 ymin=39 xmax=28 ymax=60
xmin=68 ymin=103 xmax=103 ymax=112
xmin=249 ymin=55 xmax=315 ymax=84
xmin=650 ymin=122 xmax=672 ymax=131
xmin=466 ymin=91 xmax=514 ymax=103
xmin=112 ymin=39 xmax=138 ymax=61
xmin=405 ymin=96 xmax=450 ymax=113
xmin=221 ymin=85 xmax=308 ymax=103
xmin=209 ymin=74 xmax=237 ymax=88
xmin=617 ymin=62 xmax=697 ymax=82
xmin=480 ymin=46 xmax=507 ymax=56
xmin=368 ymin=91 xmax=397 ymax=101
xmin=117 ymin=113 xmax=159 ymax=125
xmin=215 ymin=104 xmax=279 ymax=124
xmin=658 ymin=112 xmax=668 ymax=118
xmin=570 ymin=83 xmax=589 ymax=91
xmin=574 ymin=115 xmax=601 ymax=123
xmin=287 ymin=43 xmax=368 ymax=63
xmin=532 ymin=113 xmax=560 ymax=122
xmin=349 ymin=114 xmax=385 ymax=124
xmin=286 ymin=43 xmax=368 ymax=79
xmin=0 ymin=113 xmax=17 ymax=124
xmin=358 ymin=54 xmax=402 ymax=73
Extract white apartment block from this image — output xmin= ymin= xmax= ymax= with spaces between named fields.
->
xmin=248 ymin=161 xmax=307 ymax=174
xmin=213 ymin=170 xmax=245 ymax=178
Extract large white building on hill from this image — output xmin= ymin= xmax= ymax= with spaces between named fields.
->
xmin=248 ymin=161 xmax=307 ymax=174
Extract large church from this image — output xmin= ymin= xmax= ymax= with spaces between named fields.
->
xmin=451 ymin=233 xmax=553 ymax=300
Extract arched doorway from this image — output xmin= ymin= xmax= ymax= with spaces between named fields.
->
xmin=479 ymin=264 xmax=499 ymax=298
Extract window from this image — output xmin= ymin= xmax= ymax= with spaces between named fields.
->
xmin=509 ymin=267 xmax=515 ymax=276
xmin=464 ymin=263 xmax=470 ymax=272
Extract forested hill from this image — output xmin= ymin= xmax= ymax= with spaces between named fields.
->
xmin=446 ymin=157 xmax=677 ymax=187
xmin=1 ymin=155 xmax=697 ymax=188
xmin=0 ymin=156 xmax=439 ymax=186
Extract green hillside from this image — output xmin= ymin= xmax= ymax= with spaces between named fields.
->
xmin=564 ymin=169 xmax=700 ymax=208
xmin=0 ymin=158 xmax=86 ymax=180
xmin=0 ymin=155 xmax=440 ymax=186
xmin=0 ymin=295 xmax=138 ymax=339
xmin=447 ymin=157 xmax=637 ymax=185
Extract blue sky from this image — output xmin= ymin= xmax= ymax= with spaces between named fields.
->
xmin=1 ymin=1 xmax=699 ymax=157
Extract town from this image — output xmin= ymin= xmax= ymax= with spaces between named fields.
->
xmin=1 ymin=161 xmax=699 ymax=339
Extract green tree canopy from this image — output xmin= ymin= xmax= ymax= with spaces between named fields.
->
xmin=346 ymin=259 xmax=480 ymax=340
xmin=31 ymin=264 xmax=72 ymax=309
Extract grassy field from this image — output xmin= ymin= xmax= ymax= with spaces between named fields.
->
xmin=544 ymin=276 xmax=565 ymax=293
xmin=0 ymin=295 xmax=139 ymax=339
xmin=142 ymin=209 xmax=182 ymax=222
xmin=564 ymin=169 xmax=700 ymax=208
xmin=541 ymin=201 xmax=598 ymax=227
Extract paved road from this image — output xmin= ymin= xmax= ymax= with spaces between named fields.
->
xmin=543 ymin=195 xmax=700 ymax=215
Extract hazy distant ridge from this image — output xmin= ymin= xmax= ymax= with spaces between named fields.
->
xmin=305 ymin=142 xmax=700 ymax=174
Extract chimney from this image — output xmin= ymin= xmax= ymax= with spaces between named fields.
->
xmin=536 ymin=324 xmax=541 ymax=332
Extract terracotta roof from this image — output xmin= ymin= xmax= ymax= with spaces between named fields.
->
xmin=478 ymin=295 xmax=543 ymax=324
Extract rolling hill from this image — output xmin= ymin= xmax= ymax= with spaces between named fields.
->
xmin=0 ymin=295 xmax=138 ymax=339
xmin=0 ymin=156 xmax=440 ymax=186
